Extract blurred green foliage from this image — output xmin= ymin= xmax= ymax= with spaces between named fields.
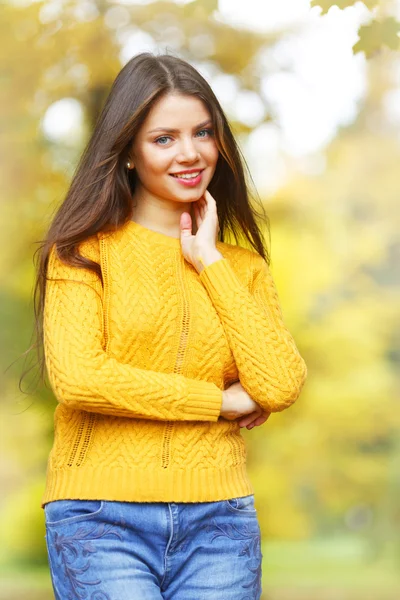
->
xmin=0 ymin=479 xmax=47 ymax=567
xmin=1 ymin=0 xmax=399 ymax=598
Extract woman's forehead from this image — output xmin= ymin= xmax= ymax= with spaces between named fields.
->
xmin=142 ymin=94 xmax=211 ymax=132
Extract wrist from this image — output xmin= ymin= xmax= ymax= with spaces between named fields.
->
xmin=194 ymin=248 xmax=223 ymax=273
xmin=221 ymin=390 xmax=240 ymax=420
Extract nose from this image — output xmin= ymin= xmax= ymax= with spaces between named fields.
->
xmin=176 ymin=136 xmax=200 ymax=163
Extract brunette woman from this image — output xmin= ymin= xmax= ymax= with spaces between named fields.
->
xmin=37 ymin=52 xmax=307 ymax=599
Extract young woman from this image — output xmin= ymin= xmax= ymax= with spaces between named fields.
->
xmin=36 ymin=52 xmax=307 ymax=600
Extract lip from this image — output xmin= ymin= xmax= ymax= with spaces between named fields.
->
xmin=169 ymin=169 xmax=204 ymax=187
xmin=170 ymin=168 xmax=205 ymax=175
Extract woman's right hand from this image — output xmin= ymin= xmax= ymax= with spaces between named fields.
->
xmin=221 ymin=381 xmax=270 ymax=428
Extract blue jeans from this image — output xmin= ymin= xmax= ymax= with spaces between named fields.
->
xmin=44 ymin=495 xmax=263 ymax=599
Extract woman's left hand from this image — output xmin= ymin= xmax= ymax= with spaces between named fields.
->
xmin=180 ymin=189 xmax=222 ymax=272
xmin=238 ymin=409 xmax=271 ymax=430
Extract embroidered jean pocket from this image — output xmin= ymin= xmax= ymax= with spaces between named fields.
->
xmin=44 ymin=499 xmax=104 ymax=527
xmin=225 ymin=494 xmax=257 ymax=514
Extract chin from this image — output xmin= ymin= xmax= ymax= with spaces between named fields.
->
xmin=170 ymin=189 xmax=204 ymax=201
xmin=190 ymin=190 xmax=206 ymax=201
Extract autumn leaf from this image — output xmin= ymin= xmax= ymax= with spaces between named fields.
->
xmin=353 ymin=16 xmax=400 ymax=56
xmin=311 ymin=0 xmax=380 ymax=14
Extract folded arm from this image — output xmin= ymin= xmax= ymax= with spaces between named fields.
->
xmin=44 ymin=240 xmax=222 ymax=421
xmin=199 ymin=252 xmax=307 ymax=412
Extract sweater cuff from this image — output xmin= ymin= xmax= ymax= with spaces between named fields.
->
xmin=185 ymin=381 xmax=223 ymax=422
xmin=199 ymin=258 xmax=242 ymax=299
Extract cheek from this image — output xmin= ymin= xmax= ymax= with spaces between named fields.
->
xmin=136 ymin=148 xmax=172 ymax=178
xmin=203 ymin=145 xmax=219 ymax=178
xmin=206 ymin=142 xmax=219 ymax=167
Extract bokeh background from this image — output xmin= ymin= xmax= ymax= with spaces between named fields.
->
xmin=1 ymin=0 xmax=399 ymax=598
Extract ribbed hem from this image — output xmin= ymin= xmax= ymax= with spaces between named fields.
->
xmin=185 ymin=381 xmax=223 ymax=420
xmin=199 ymin=258 xmax=242 ymax=298
xmin=40 ymin=463 xmax=254 ymax=508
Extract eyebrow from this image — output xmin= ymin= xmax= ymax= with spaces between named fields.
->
xmin=147 ymin=119 xmax=212 ymax=134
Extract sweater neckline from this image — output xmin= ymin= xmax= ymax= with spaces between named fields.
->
xmin=125 ymin=219 xmax=181 ymax=249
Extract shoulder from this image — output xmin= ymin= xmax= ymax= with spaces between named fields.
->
xmin=216 ymin=240 xmax=266 ymax=266
xmin=215 ymin=240 xmax=265 ymax=287
xmin=216 ymin=240 xmax=255 ymax=260
xmin=77 ymin=233 xmax=101 ymax=263
xmin=50 ymin=233 xmax=100 ymax=261
xmin=48 ymin=233 xmax=101 ymax=283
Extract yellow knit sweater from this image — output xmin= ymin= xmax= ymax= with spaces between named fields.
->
xmin=41 ymin=219 xmax=307 ymax=507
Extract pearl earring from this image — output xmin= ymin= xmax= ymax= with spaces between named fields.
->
xmin=126 ymin=161 xmax=132 ymax=169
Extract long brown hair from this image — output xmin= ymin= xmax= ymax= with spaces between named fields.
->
xmin=19 ymin=50 xmax=270 ymax=393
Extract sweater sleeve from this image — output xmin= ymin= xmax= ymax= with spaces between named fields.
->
xmin=43 ymin=241 xmax=222 ymax=422
xmin=198 ymin=253 xmax=307 ymax=412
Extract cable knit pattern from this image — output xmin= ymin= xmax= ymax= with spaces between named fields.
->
xmin=41 ymin=219 xmax=307 ymax=507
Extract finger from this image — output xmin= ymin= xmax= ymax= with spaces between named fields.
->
xmin=240 ymin=410 xmax=270 ymax=428
xmin=238 ymin=410 xmax=261 ymax=427
xmin=262 ymin=411 xmax=271 ymax=422
xmin=203 ymin=190 xmax=217 ymax=212
xmin=180 ymin=212 xmax=192 ymax=237
xmin=238 ymin=412 xmax=256 ymax=427
xmin=249 ymin=415 xmax=269 ymax=428
xmin=247 ymin=413 xmax=271 ymax=429
xmin=204 ymin=189 xmax=215 ymax=205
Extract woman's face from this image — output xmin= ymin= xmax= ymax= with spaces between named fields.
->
xmin=129 ymin=93 xmax=219 ymax=205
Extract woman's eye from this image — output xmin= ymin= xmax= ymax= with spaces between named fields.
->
xmin=155 ymin=136 xmax=171 ymax=145
xmin=197 ymin=128 xmax=213 ymax=138
xmin=154 ymin=128 xmax=214 ymax=145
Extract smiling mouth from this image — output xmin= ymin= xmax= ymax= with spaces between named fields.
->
xmin=169 ymin=169 xmax=204 ymax=179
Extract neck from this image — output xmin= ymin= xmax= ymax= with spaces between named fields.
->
xmin=131 ymin=190 xmax=198 ymax=237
